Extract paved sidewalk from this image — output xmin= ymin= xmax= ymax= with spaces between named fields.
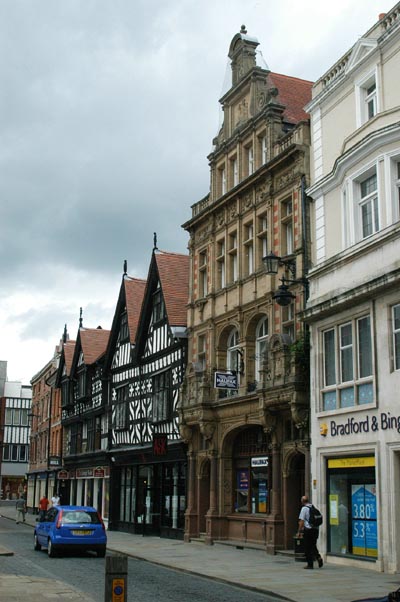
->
xmin=1 ymin=504 xmax=400 ymax=602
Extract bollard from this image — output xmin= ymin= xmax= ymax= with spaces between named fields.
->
xmin=104 ymin=555 xmax=128 ymax=602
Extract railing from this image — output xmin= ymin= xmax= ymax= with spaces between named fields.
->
xmin=191 ymin=194 xmax=210 ymax=217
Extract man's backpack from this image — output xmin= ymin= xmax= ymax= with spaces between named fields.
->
xmin=309 ymin=504 xmax=323 ymax=528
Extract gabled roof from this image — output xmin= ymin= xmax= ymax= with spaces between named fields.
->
xmin=125 ymin=278 xmax=147 ymax=343
xmin=63 ymin=341 xmax=76 ymax=377
xmin=103 ymin=276 xmax=146 ymax=372
xmin=268 ymin=72 xmax=313 ymax=124
xmin=79 ymin=328 xmax=110 ymax=365
xmin=134 ymin=249 xmax=189 ymax=357
xmin=154 ymin=250 xmax=189 ymax=327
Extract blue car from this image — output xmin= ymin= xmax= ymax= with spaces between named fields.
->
xmin=34 ymin=505 xmax=107 ymax=558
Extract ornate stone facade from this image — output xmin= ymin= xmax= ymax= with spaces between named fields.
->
xmin=180 ymin=29 xmax=312 ymax=552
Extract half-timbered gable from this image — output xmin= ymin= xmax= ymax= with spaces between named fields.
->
xmin=132 ymin=251 xmax=189 ymax=444
xmin=103 ymin=276 xmax=146 ymax=447
xmin=65 ymin=327 xmax=110 ymax=456
xmin=106 ymin=250 xmax=189 ymax=538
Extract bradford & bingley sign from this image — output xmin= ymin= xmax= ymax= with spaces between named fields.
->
xmin=320 ymin=411 xmax=400 ymax=437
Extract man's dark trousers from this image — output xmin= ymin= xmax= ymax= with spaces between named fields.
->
xmin=303 ymin=527 xmax=320 ymax=568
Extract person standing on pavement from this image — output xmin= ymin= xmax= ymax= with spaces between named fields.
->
xmin=15 ymin=495 xmax=26 ymax=524
xmin=38 ymin=495 xmax=49 ymax=519
xmin=297 ymin=495 xmax=323 ymax=569
xmin=51 ymin=493 xmax=60 ymax=507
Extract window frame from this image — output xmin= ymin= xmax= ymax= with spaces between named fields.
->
xmin=280 ymin=196 xmax=294 ymax=256
xmin=392 ymin=303 xmax=400 ymax=371
xmin=355 ymin=69 xmax=379 ymax=127
xmin=152 ymin=370 xmax=172 ymax=423
xmin=198 ymin=249 xmax=208 ymax=298
xmin=216 ymin=238 xmax=226 ymax=289
xmin=321 ymin=314 xmax=374 ymax=411
xmin=255 ymin=316 xmax=269 ymax=385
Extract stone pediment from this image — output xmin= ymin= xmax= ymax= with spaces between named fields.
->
xmin=346 ymin=38 xmax=378 ymax=73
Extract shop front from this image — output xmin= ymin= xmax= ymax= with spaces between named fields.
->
xmin=326 ymin=456 xmax=377 ymax=559
xmin=314 ymin=408 xmax=400 ymax=572
xmin=109 ymin=443 xmax=187 ymax=539
xmin=63 ymin=465 xmax=110 ymax=525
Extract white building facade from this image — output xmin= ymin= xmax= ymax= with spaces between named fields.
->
xmin=304 ymin=4 xmax=400 ymax=572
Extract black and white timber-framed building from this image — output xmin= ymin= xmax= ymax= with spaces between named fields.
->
xmin=56 ymin=323 xmax=110 ymax=518
xmin=105 ymin=250 xmax=189 ymax=539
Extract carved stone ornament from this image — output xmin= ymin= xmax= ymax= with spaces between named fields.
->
xmin=216 ymin=211 xmax=225 ymax=227
xmin=179 ymin=423 xmax=193 ymax=443
xmin=290 ymin=401 xmax=309 ymax=430
xmin=261 ymin=409 xmax=277 ymax=434
xmin=200 ymin=421 xmax=215 ymax=441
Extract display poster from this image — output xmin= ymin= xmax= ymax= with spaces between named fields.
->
xmin=237 ymin=469 xmax=249 ymax=491
xmin=329 ymin=494 xmax=339 ymax=525
xmin=351 ymin=484 xmax=378 ymax=557
xmin=258 ymin=479 xmax=267 ymax=513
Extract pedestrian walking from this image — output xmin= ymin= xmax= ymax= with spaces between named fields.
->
xmin=38 ymin=494 xmax=49 ymax=520
xmin=297 ymin=495 xmax=323 ymax=569
xmin=15 ymin=495 xmax=26 ymax=524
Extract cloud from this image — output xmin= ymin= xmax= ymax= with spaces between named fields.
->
xmin=0 ymin=0 xmax=395 ymax=382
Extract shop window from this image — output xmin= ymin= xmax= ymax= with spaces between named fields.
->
xmin=233 ymin=428 xmax=270 ymax=514
xmin=327 ymin=456 xmax=377 ymax=558
xmin=322 ymin=315 xmax=374 ymax=411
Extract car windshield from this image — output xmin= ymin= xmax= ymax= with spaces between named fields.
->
xmin=60 ymin=510 xmax=100 ymax=525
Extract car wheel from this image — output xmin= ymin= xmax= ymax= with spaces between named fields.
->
xmin=34 ymin=534 xmax=41 ymax=551
xmin=97 ymin=547 xmax=106 ymax=558
xmin=47 ymin=539 xmax=57 ymax=558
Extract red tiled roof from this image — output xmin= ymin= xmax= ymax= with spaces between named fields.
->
xmin=268 ymin=72 xmax=313 ymax=124
xmin=125 ymin=277 xmax=146 ymax=343
xmin=155 ymin=251 xmax=189 ymax=326
xmin=63 ymin=341 xmax=76 ymax=376
xmin=80 ymin=328 xmax=110 ymax=365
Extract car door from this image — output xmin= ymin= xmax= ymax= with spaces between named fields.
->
xmin=37 ymin=507 xmax=58 ymax=545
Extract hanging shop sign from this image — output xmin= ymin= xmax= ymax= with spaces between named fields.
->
xmin=58 ymin=470 xmax=69 ymax=480
xmin=153 ymin=434 xmax=168 ymax=457
xmin=214 ymin=371 xmax=238 ymax=390
xmin=320 ymin=411 xmax=400 ymax=438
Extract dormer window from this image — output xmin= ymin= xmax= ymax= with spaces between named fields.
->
xmin=356 ymin=70 xmax=378 ymax=126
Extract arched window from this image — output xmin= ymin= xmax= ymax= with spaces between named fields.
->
xmin=256 ymin=316 xmax=268 ymax=384
xmin=227 ymin=329 xmax=240 ymax=372
xmin=233 ymin=427 xmax=270 ymax=514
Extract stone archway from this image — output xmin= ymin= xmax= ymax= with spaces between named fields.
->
xmin=284 ymin=450 xmax=305 ymax=547
xmin=197 ymin=457 xmax=210 ymax=535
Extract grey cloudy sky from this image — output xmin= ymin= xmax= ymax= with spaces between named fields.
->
xmin=0 ymin=0 xmax=396 ymax=383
